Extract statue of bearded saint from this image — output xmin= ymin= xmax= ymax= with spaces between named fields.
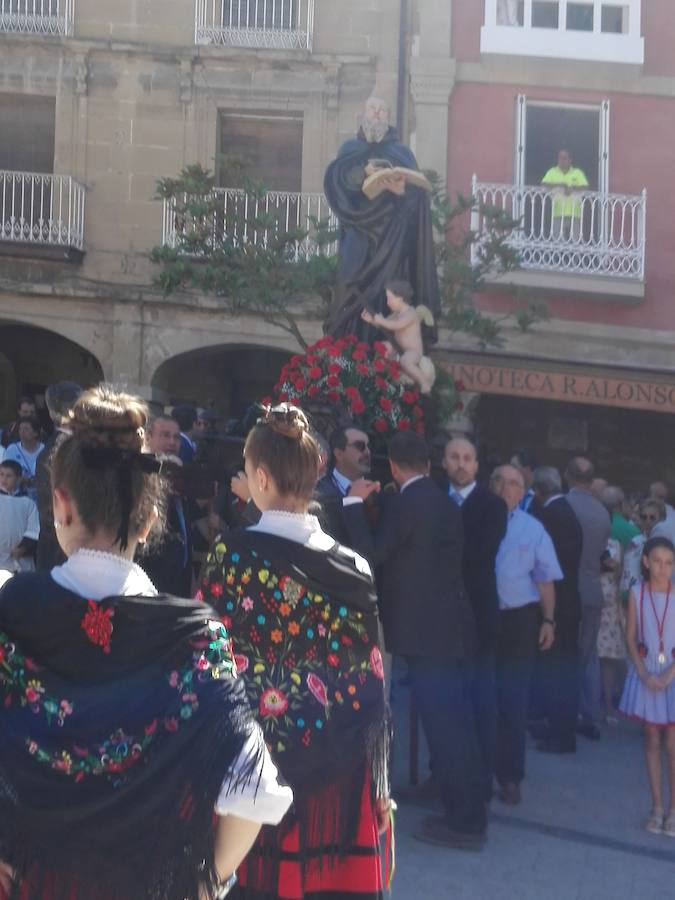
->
xmin=324 ymin=97 xmax=440 ymax=345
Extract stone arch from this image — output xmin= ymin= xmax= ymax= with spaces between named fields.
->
xmin=150 ymin=342 xmax=292 ymax=416
xmin=0 ymin=319 xmax=104 ymax=423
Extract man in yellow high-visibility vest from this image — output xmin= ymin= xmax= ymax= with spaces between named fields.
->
xmin=541 ymin=149 xmax=589 ymax=242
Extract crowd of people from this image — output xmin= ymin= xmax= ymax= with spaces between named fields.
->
xmin=1 ymin=382 xmax=675 ymax=899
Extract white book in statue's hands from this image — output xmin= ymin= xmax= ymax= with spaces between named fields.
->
xmin=362 ymin=160 xmax=432 ymax=200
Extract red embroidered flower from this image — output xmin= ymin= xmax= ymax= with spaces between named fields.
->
xmin=307 ymin=673 xmax=329 ymax=706
xmin=234 ymin=654 xmax=249 ymax=674
xmin=327 ymin=653 xmax=339 ymax=667
xmin=80 ymin=601 xmax=114 ymax=655
xmin=370 ymin=646 xmax=385 ymax=680
xmin=259 ymin=688 xmax=289 ymax=718
xmin=210 ymin=583 xmax=224 ymax=598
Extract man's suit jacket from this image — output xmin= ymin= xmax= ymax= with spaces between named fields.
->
xmin=533 ymin=496 xmax=582 ymax=620
xmin=565 ymin=488 xmax=611 ymax=609
xmin=314 ymin=471 xmax=352 ymax=546
xmin=459 ymin=484 xmax=508 ymax=651
xmin=343 ymin=476 xmax=476 ymax=661
xmin=140 ymin=496 xmax=192 ymax=597
xmin=35 ymin=431 xmax=67 ymax=572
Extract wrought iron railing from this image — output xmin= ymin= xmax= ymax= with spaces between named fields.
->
xmin=0 ymin=0 xmax=73 ymax=35
xmin=162 ymin=187 xmax=337 ymax=261
xmin=0 ymin=171 xmax=86 ymax=251
xmin=195 ymin=0 xmax=314 ymax=49
xmin=470 ymin=177 xmax=646 ymax=281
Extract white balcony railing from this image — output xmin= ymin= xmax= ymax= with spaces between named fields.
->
xmin=482 ymin=0 xmax=644 ymax=64
xmin=195 ymin=0 xmax=314 ymax=49
xmin=0 ymin=171 xmax=86 ymax=251
xmin=162 ymin=188 xmax=337 ymax=260
xmin=471 ymin=177 xmax=646 ymax=281
xmin=0 ymin=0 xmax=73 ymax=35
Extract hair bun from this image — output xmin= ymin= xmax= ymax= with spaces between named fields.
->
xmin=263 ymin=403 xmax=310 ymax=441
xmin=69 ymin=386 xmax=147 ymax=453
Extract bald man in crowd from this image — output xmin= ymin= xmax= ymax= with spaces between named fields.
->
xmin=491 ymin=465 xmax=562 ymax=805
xmin=443 ymin=438 xmax=508 ymax=804
xmin=564 ymin=457 xmax=611 ymax=741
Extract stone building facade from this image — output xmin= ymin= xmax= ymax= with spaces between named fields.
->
xmin=0 ymin=0 xmax=407 ymax=417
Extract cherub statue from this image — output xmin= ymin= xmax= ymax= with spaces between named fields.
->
xmin=361 ymin=280 xmax=437 ymax=395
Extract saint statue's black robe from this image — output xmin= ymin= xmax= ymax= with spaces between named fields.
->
xmin=324 ymin=127 xmax=440 ymax=343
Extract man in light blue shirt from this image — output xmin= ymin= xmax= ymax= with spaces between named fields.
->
xmin=491 ymin=464 xmax=562 ymax=807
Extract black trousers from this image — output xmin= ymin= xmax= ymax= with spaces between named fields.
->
xmin=470 ymin=648 xmax=497 ymax=802
xmin=408 ymin=656 xmax=486 ymax=835
xmin=547 ymin=610 xmax=581 ymax=744
xmin=496 ymin=604 xmax=541 ymax=787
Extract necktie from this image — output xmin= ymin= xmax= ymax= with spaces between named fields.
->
xmin=450 ymin=489 xmax=464 ymax=507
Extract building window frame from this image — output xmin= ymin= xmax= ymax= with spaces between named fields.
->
xmin=482 ymin=0 xmax=644 ymax=64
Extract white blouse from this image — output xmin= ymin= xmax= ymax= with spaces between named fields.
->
xmin=49 ymin=549 xmax=292 ymax=825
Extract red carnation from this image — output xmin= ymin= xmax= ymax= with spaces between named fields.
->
xmin=278 ymin=392 xmax=289 ymax=402
xmin=374 ymin=418 xmax=388 ymax=434
xmin=327 ymin=375 xmax=340 ymax=388
xmin=328 ymin=364 xmax=341 ymax=375
xmin=402 ymin=390 xmax=418 ymax=405
xmin=261 ymin=395 xmax=272 ymax=406
xmin=309 ymin=366 xmax=322 ymax=380
xmin=305 ymin=354 xmax=318 ymax=365
xmin=398 ymin=418 xmax=411 ymax=430
xmin=373 ymin=358 xmax=386 ymax=373
xmin=373 ymin=341 xmax=388 ymax=357
xmin=351 ymin=398 xmax=366 ymax=415
xmin=344 ymin=335 xmax=358 ymax=345
xmin=327 ymin=391 xmax=341 ymax=403
xmin=307 ymin=386 xmax=320 ymax=398
xmin=388 ymin=362 xmax=401 ymax=378
xmin=352 ymin=350 xmax=367 ymax=362
xmin=314 ymin=337 xmax=332 ymax=350
xmin=327 ymin=346 xmax=342 ymax=358
xmin=375 ymin=377 xmax=387 ymax=390
xmin=294 ymin=378 xmax=306 ymax=391
xmin=356 ymin=364 xmax=370 ymax=376
xmin=379 ymin=397 xmax=393 ymax=413
xmin=290 ymin=355 xmax=303 ymax=366
xmin=345 ymin=386 xmax=359 ymax=400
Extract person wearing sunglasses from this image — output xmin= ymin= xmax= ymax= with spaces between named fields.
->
xmin=621 ymin=499 xmax=667 ymax=611
xmin=315 ymin=425 xmax=373 ymax=545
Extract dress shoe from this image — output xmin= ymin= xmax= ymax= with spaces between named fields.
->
xmin=577 ymin=722 xmax=601 ymax=741
xmin=396 ymin=776 xmax=439 ymax=805
xmin=497 ymin=782 xmax=521 ymax=806
xmin=537 ymin=737 xmax=576 ymax=754
xmin=413 ymin=815 xmax=486 ymax=851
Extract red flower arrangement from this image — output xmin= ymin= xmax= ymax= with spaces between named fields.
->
xmin=272 ymin=335 xmax=425 ymax=439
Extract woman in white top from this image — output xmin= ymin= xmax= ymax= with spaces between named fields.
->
xmin=3 ymin=416 xmax=44 ymax=499
xmin=0 ymin=386 xmax=291 ymax=900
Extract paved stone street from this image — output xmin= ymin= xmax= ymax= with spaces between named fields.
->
xmin=388 ymin=685 xmax=675 ymax=899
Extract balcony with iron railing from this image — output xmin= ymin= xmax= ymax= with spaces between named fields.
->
xmin=195 ymin=0 xmax=315 ymax=50
xmin=482 ymin=0 xmax=644 ymax=64
xmin=0 ymin=171 xmax=86 ymax=258
xmin=0 ymin=0 xmax=73 ymax=36
xmin=162 ymin=187 xmax=337 ymax=260
xmin=470 ymin=177 xmax=646 ymax=300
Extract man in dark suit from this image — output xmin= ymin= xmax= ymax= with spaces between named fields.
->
xmin=142 ymin=415 xmax=192 ymax=596
xmin=443 ymin=437 xmax=508 ymax=802
xmin=172 ymin=405 xmax=198 ymax=465
xmin=344 ymin=432 xmax=485 ymax=850
xmin=531 ymin=466 xmax=583 ymax=752
xmin=35 ymin=381 xmax=82 ymax=572
xmin=314 ymin=425 xmax=372 ymax=544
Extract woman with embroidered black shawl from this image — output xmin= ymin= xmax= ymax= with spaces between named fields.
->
xmin=0 ymin=386 xmax=292 ymax=900
xmin=199 ymin=404 xmax=391 ymax=900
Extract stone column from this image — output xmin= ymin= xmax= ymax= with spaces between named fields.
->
xmin=409 ymin=0 xmax=456 ymax=179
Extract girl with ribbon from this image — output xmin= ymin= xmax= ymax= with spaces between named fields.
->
xmin=0 ymin=385 xmax=292 ymax=900
xmin=620 ymin=536 xmax=675 ymax=836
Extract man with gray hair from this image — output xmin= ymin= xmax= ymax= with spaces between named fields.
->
xmin=602 ymin=485 xmax=640 ymax=549
xmin=564 ymin=457 xmax=611 ymax=741
xmin=532 ymin=467 xmax=583 ymax=753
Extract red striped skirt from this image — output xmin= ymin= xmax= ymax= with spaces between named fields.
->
xmin=237 ymin=775 xmax=384 ymax=900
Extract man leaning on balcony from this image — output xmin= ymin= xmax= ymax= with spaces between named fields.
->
xmin=542 ymin=150 xmax=589 ymax=242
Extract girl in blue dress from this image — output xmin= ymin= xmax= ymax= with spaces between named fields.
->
xmin=620 ymin=536 xmax=675 ymax=836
